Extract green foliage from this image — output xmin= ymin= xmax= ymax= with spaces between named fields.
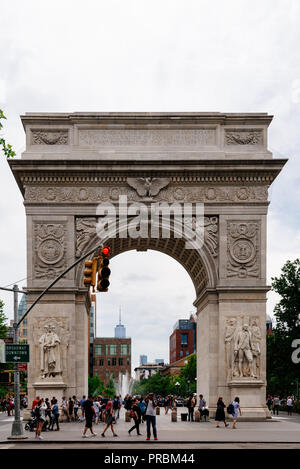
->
xmin=131 ymin=354 xmax=197 ymax=397
xmin=0 ymin=385 xmax=7 ymax=398
xmin=0 ymin=300 xmax=8 ymax=337
xmin=103 ymin=377 xmax=116 ymax=398
xmin=0 ymin=110 xmax=16 ymax=158
xmin=267 ymin=259 xmax=300 ymax=397
xmin=88 ymin=375 xmax=104 ymax=396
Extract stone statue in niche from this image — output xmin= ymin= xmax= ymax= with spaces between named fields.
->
xmin=225 ymin=316 xmax=261 ymax=380
xmin=39 ymin=324 xmax=62 ymax=378
xmin=250 ymin=318 xmax=261 ymax=378
xmin=225 ymin=318 xmax=237 ymax=380
xmin=234 ymin=324 xmax=255 ymax=378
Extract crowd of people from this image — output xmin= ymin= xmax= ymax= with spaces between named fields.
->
xmin=1 ymin=391 xmax=298 ymax=440
xmin=266 ymin=395 xmax=295 ymax=415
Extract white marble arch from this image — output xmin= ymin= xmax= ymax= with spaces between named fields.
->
xmin=8 ymin=112 xmax=287 ymax=420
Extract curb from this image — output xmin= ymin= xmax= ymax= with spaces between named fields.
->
xmin=1 ymin=440 xmax=300 ymax=445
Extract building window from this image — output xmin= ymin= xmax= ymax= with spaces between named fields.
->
xmin=105 ymin=371 xmax=109 ymax=377
xmin=181 ymin=333 xmax=188 ymax=347
xmin=112 ymin=358 xmax=116 ymax=366
xmin=186 ymin=350 xmax=189 ymax=356
xmin=127 ymin=358 xmax=130 ymax=366
xmin=119 ymin=358 xmax=123 ymax=366
xmin=107 ymin=358 xmax=111 ymax=366
xmin=121 ymin=344 xmax=127 ymax=355
xmin=23 ymin=319 xmax=27 ymax=326
xmin=95 ymin=344 xmax=102 ymax=355
xmin=23 ymin=329 xmax=27 ymax=337
xmin=180 ymin=350 xmax=183 ymax=357
xmin=110 ymin=344 xmax=117 ymax=355
xmin=99 ymin=358 xmax=104 ymax=366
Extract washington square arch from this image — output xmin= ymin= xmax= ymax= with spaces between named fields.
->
xmin=9 ymin=112 xmax=286 ymax=420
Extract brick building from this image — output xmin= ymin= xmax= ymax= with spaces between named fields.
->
xmin=169 ymin=315 xmax=196 ymax=364
xmin=93 ymin=337 xmax=131 ymax=386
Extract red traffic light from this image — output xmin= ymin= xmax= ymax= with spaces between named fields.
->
xmin=102 ymin=247 xmax=110 ymax=256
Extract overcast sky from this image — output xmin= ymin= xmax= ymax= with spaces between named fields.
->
xmin=1 ymin=0 xmax=300 ymax=372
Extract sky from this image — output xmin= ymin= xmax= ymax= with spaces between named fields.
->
xmin=1 ymin=0 xmax=300 ymax=372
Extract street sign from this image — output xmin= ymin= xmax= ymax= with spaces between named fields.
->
xmin=5 ymin=344 xmax=30 ymax=363
xmin=17 ymin=363 xmax=28 ymax=371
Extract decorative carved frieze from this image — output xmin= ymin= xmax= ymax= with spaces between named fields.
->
xmin=225 ymin=129 xmax=263 ymax=145
xmin=31 ymin=130 xmax=68 ymax=145
xmin=78 ymin=128 xmax=216 ymax=146
xmin=225 ymin=315 xmax=262 ymax=381
xmin=24 ymin=184 xmax=268 ymax=204
xmin=226 ymin=221 xmax=260 ymax=279
xmin=34 ymin=223 xmax=67 ymax=279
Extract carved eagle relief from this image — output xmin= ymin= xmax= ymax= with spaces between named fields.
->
xmin=127 ymin=177 xmax=171 ymax=198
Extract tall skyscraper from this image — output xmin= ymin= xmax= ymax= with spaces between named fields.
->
xmin=114 ymin=306 xmax=126 ymax=338
xmin=140 ymin=355 xmax=147 ymax=365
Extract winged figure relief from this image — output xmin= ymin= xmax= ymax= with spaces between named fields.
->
xmin=127 ymin=177 xmax=171 ymax=198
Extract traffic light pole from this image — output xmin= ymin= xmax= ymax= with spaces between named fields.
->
xmin=0 ymin=285 xmax=27 ymax=439
xmin=1 ymin=243 xmax=103 ymax=440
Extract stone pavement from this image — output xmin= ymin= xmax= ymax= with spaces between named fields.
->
xmin=1 ymin=408 xmax=300 ymax=446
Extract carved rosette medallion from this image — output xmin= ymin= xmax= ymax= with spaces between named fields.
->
xmin=226 ymin=221 xmax=260 ymax=278
xmin=34 ymin=224 xmax=67 ymax=279
xmin=31 ymin=130 xmax=69 ymax=145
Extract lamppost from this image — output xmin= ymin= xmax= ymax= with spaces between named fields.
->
xmin=175 ymin=381 xmax=180 ymax=397
xmin=187 ymin=379 xmax=190 ymax=395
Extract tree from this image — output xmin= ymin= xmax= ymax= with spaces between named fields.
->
xmin=0 ymin=300 xmax=8 ymax=337
xmin=103 ymin=377 xmax=116 ymax=398
xmin=0 ymin=110 xmax=15 ymax=158
xmin=88 ymin=375 xmax=104 ymax=396
xmin=267 ymin=259 xmax=300 ymax=396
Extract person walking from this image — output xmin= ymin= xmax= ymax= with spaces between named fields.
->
xmin=145 ymin=393 xmax=158 ymax=441
xmin=138 ymin=397 xmax=147 ymax=423
xmin=50 ymin=399 xmax=60 ymax=431
xmin=82 ymin=396 xmax=97 ymax=438
xmin=231 ymin=397 xmax=242 ymax=429
xmin=273 ymin=395 xmax=280 ymax=415
xmin=93 ymin=398 xmax=101 ymax=424
xmin=287 ymin=396 xmax=293 ymax=416
xmin=198 ymin=394 xmax=208 ymax=421
xmin=186 ymin=394 xmax=196 ymax=422
xmin=128 ymin=398 xmax=142 ymax=436
xmin=80 ymin=395 xmax=86 ymax=421
xmin=101 ymin=399 xmax=118 ymax=437
xmin=266 ymin=395 xmax=273 ymax=412
xmin=35 ymin=399 xmax=47 ymax=439
xmin=73 ymin=396 xmax=79 ymax=421
xmin=215 ymin=397 xmax=229 ymax=428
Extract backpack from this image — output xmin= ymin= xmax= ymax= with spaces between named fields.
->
xmin=227 ymin=403 xmax=234 ymax=415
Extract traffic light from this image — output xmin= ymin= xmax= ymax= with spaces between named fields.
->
xmin=97 ymin=246 xmax=111 ymax=292
xmin=83 ymin=258 xmax=97 ymax=291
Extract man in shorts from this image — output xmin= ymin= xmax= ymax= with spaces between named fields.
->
xmin=82 ymin=395 xmax=97 ymax=438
